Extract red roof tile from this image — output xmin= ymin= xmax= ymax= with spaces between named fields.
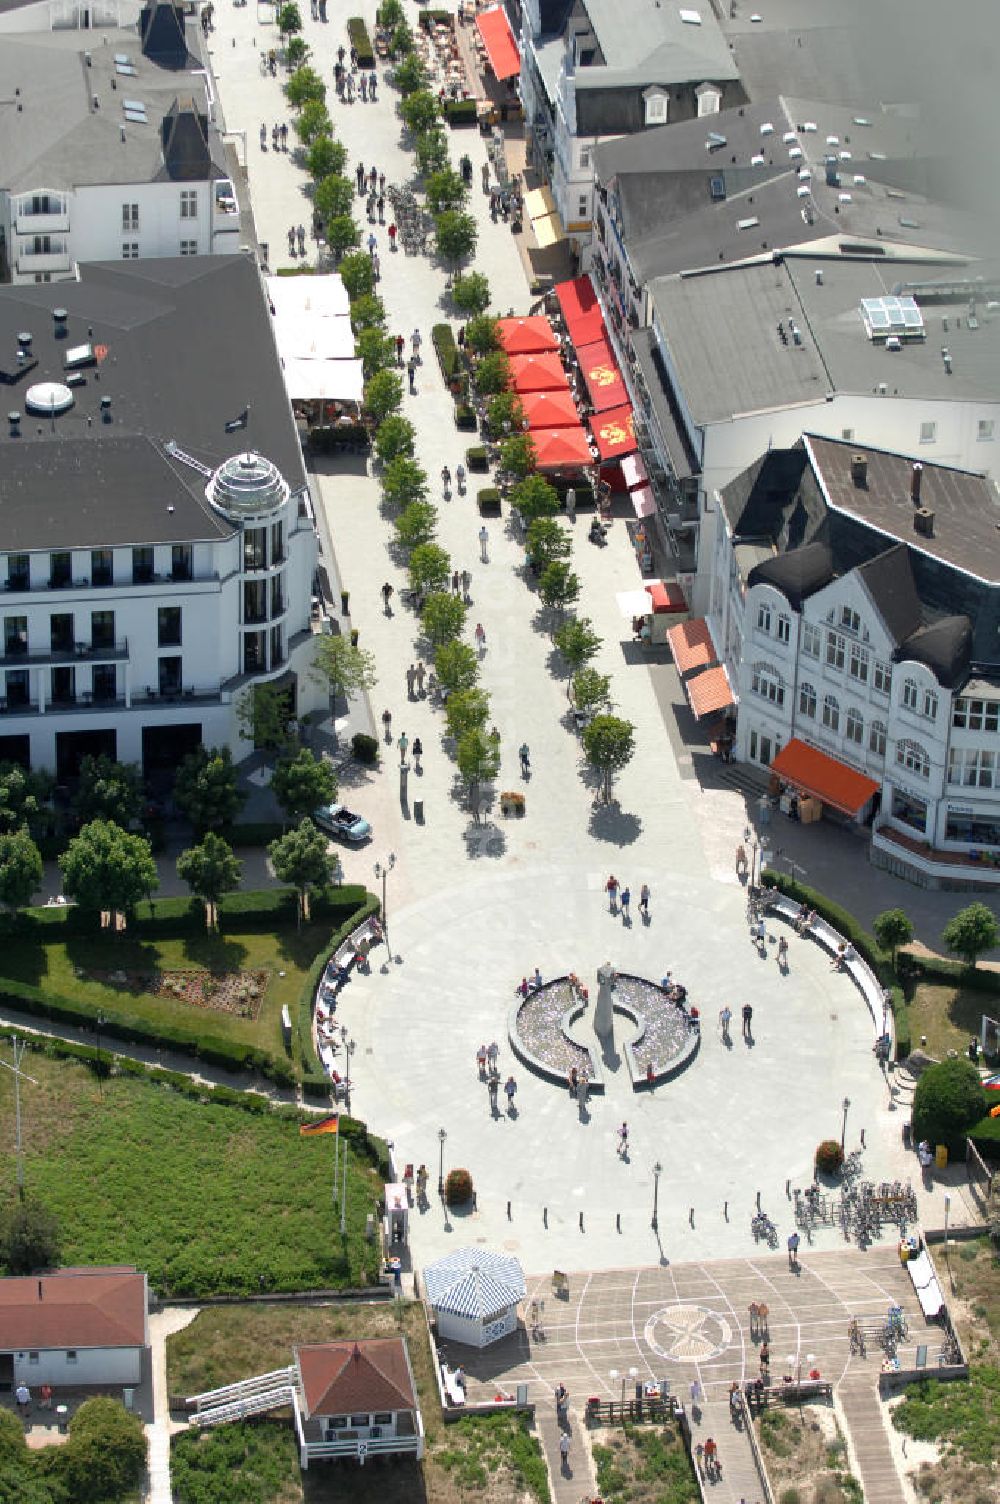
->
xmin=296 ymin=1339 xmax=417 ymax=1417
xmin=0 ymin=1268 xmax=147 ymax=1351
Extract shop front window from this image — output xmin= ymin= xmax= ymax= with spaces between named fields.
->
xmin=891 ymin=787 xmax=927 ymax=834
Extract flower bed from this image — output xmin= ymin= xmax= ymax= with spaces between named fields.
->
xmin=90 ymin=969 xmax=269 ymax=1021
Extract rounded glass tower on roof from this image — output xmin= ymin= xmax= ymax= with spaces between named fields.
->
xmin=207 ymin=451 xmax=288 ymax=521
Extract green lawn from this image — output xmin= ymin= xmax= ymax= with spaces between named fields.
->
xmin=907 ymin=982 xmax=996 ymax=1060
xmin=0 ymin=1054 xmax=385 ymax=1297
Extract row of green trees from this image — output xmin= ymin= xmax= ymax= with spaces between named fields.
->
xmin=284 ymin=37 xmax=361 ymax=264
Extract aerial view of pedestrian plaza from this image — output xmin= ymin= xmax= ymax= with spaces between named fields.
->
xmin=0 ymin=0 xmax=998 ymax=1499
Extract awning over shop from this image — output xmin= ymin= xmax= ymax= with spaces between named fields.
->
xmin=666 ymin=617 xmax=718 ymax=675
xmin=554 ymin=274 xmax=604 ymax=345
xmin=621 ymin=452 xmax=649 ymax=491
xmin=521 ymin=388 xmax=579 ymax=429
xmin=508 ymin=352 xmax=570 ymax=394
xmin=533 ymin=211 xmax=567 ymax=248
xmin=476 ymin=4 xmax=520 ymax=79
xmin=281 ymin=355 xmax=364 ymax=403
xmin=278 ymin=314 xmax=356 ymax=361
xmin=531 ymin=424 xmax=593 ymax=471
xmin=577 ymin=335 xmax=627 ymax=412
xmin=646 ymin=580 xmax=687 ymax=614
xmin=589 ymin=403 xmax=636 ymax=460
xmin=631 ymin=484 xmax=656 ymax=518
xmin=267 ymin=273 xmax=349 ymax=320
xmin=524 ymin=185 xmax=557 ymax=221
xmin=685 ymin=665 xmax=735 ymax=720
xmin=770 ymin=738 xmax=880 ymax=817
xmin=497 ymin=316 xmax=559 ymax=356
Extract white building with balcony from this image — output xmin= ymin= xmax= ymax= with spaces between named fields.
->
xmin=0 ymin=2 xmax=240 ymax=285
xmin=0 ymin=253 xmax=321 ymax=780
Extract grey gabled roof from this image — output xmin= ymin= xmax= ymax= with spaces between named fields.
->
xmin=574 ymin=0 xmax=739 ymax=87
xmin=898 ymin=616 xmax=973 ymax=689
xmin=717 ymin=447 xmax=811 ymax=541
xmin=855 ymin=544 xmax=923 ymax=647
xmin=140 ymin=0 xmax=192 ymax=69
xmin=747 ymin=541 xmax=835 ymax=608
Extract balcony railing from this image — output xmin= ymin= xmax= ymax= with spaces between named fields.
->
xmin=134 ymin=686 xmax=222 ymax=706
xmin=16 ymin=246 xmax=71 ymax=275
xmin=0 ymin=699 xmax=40 ymax=716
xmin=0 ymin=639 xmax=129 ymax=667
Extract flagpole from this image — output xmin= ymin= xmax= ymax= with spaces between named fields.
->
xmin=333 ymin=1122 xmax=340 ymax=1205
xmin=339 ymin=1142 xmax=348 ymax=1237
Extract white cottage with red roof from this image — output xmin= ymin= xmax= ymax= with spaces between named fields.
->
xmin=0 ymin=1266 xmax=148 ymax=1392
xmin=292 ymin=1338 xmax=424 ymax=1468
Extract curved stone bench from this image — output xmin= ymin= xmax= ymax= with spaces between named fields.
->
xmin=766 ymin=893 xmax=893 ymax=1051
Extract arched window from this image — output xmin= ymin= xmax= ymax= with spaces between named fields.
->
xmin=751 ymin=662 xmax=785 ymax=707
xmin=902 ymin=678 xmax=919 ymax=711
xmin=897 ymin=739 xmax=930 ymax=779
xmin=799 ymin=682 xmax=816 ymax=718
xmin=845 ymin=707 xmax=864 ymax=744
xmin=869 ymin=720 xmax=887 ymax=757
xmin=822 ymin=694 xmax=839 ymax=732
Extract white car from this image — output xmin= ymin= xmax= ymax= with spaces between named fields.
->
xmin=313 ymin=802 xmax=372 ymax=843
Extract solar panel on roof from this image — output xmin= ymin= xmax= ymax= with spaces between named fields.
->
xmin=114 ymin=52 xmax=131 ymax=63
xmin=124 ymin=109 xmax=147 ymax=123
xmin=709 ymin=175 xmax=726 ymax=200
xmin=115 ymin=63 xmax=137 ymax=76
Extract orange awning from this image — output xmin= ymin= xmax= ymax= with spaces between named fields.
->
xmin=521 ymin=388 xmax=580 ymax=429
xmin=646 ymin=581 xmax=686 ymax=614
xmin=531 ymin=424 xmax=593 ymax=471
xmin=497 ymin=317 xmax=559 ymax=356
xmin=555 ymin=275 xmax=605 ymax=345
xmin=508 ymin=352 xmax=570 ymax=394
xmin=686 ymin=666 xmax=735 ymax=720
xmin=771 ymin=738 xmax=880 ymax=817
xmin=577 ymin=335 xmax=628 ymax=412
xmin=476 ymin=5 xmax=520 ymax=80
xmin=666 ymin=617 xmax=717 ymax=675
xmin=589 ymin=403 xmax=636 ymax=460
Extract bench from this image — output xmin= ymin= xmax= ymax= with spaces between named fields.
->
xmin=768 ymin=895 xmax=886 ymax=1036
xmin=441 ymin=1366 xmax=466 ymax=1407
xmin=906 ymin=1250 xmax=945 ymax=1319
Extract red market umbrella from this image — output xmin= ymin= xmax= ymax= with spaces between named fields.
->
xmin=508 ymin=352 xmax=571 ymax=394
xmin=521 ymin=388 xmax=580 ymax=429
xmin=555 ymin=275 xmax=605 ymax=346
xmin=577 ymin=335 xmax=628 ymax=412
xmin=497 ymin=317 xmax=560 ymax=356
xmin=531 ymin=424 xmax=594 ymax=471
xmin=589 ymin=403 xmax=637 ymax=460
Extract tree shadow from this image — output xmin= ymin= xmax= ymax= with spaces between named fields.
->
xmin=180 ymin=934 xmax=250 ymax=972
xmin=545 ymin=646 xmax=572 ymax=681
xmin=308 ymin=452 xmax=371 ymax=481
xmin=64 ymin=931 xmax=161 ymax=986
xmin=463 ymin=819 xmax=507 ymax=860
xmin=588 ymin=804 xmax=643 ymax=846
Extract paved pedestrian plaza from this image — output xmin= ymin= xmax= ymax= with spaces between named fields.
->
xmin=205 ymin=3 xmax=951 ymax=1279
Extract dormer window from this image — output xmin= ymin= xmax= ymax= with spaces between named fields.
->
xmin=695 ymin=82 xmax=722 ymax=117
xmin=643 ymin=87 xmax=668 ymax=127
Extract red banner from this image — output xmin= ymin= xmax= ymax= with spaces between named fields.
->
xmin=589 ymin=404 xmax=636 ymax=460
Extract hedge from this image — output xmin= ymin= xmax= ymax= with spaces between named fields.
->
xmin=347 ymin=16 xmax=375 ymax=67
xmin=902 ymin=950 xmax=1000 ymax=998
xmin=443 ymin=98 xmax=477 ymax=126
xmin=418 ymin=8 xmax=453 ymax=26
xmin=295 ymin=892 xmax=381 ymax=1084
xmin=477 ymin=487 xmax=501 ymax=515
xmin=968 ymin=1111 xmax=1000 ymax=1159
xmin=432 ymin=322 xmax=460 ymax=383
xmin=455 ymin=403 xmax=478 ymax=431
xmin=467 ymin=446 xmax=489 ymax=471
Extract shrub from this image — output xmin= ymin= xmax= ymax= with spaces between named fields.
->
xmin=347 ymin=15 xmax=375 ymax=67
xmin=477 ymin=487 xmax=501 ymax=514
xmin=467 ymin=445 xmax=489 ymax=471
xmin=432 ymin=323 xmax=460 ymax=382
xmin=443 ymin=98 xmax=478 ymax=126
xmin=467 ymin=314 xmax=501 ymax=356
xmin=363 ymin=368 xmax=404 ymax=424
xmin=400 ymin=88 xmax=440 ymax=137
xmin=912 ymin=1057 xmax=988 ymax=1154
xmin=815 ymin=1139 xmax=844 ymax=1175
xmin=305 ymin=134 xmax=347 ymax=182
xmin=943 ymin=902 xmax=1000 ymax=968
xmin=455 ymin=404 xmax=478 ymax=431
xmin=474 ymin=350 xmax=510 ymax=396
xmin=445 ymin=1167 xmax=473 ymax=1205
xmin=415 ymin=126 xmax=450 ymax=177
xmin=393 ymin=52 xmax=428 ymax=96
xmin=374 ymin=414 xmax=416 ymax=464
xmin=453 ymin=271 xmax=491 ymax=317
xmin=351 ymin=732 xmax=379 ymax=765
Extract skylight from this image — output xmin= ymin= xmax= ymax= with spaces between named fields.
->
xmin=860 ymin=296 xmax=925 ymax=342
xmin=679 ymin=8 xmax=702 ymax=22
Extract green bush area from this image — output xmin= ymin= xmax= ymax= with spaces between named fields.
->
xmin=592 ymin=1423 xmax=698 ymax=1504
xmin=435 ymin=1413 xmax=549 ymax=1503
xmin=0 ymin=1397 xmax=146 ymax=1503
xmin=432 ymin=322 xmax=460 ymax=382
xmin=892 ymin=1367 xmax=1000 ymax=1468
xmin=912 ymin=1057 xmax=990 ymax=1155
xmin=347 ymin=15 xmax=375 ymax=66
xmin=171 ymin=1420 xmax=300 ymax=1504
xmin=443 ymin=98 xmax=477 ymax=126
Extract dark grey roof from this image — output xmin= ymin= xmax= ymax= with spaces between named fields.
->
xmin=572 ymin=0 xmax=739 ymax=88
xmin=141 ymin=1 xmax=192 ymax=69
xmin=717 ymin=447 xmax=810 ymax=540
xmin=721 ymin=0 xmax=907 ymax=107
xmin=747 ymin=541 xmax=835 ymax=608
xmin=161 ymin=99 xmax=212 ymax=181
xmin=0 ymin=256 xmax=306 ymax=548
xmin=855 ymin=544 xmax=923 ymax=646
xmin=898 ymin=616 xmax=973 ymax=689
xmin=630 ymin=328 xmax=698 ymax=483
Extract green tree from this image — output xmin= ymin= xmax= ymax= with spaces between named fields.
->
xmin=59 ymin=820 xmax=158 ymax=922
xmin=527 ymin=516 xmax=571 ymax=570
xmin=235 ymin=682 xmax=295 ymax=752
xmin=912 ymin=1056 xmax=987 ymax=1154
xmin=500 ymin=431 xmax=537 ymax=479
xmin=583 ymin=714 xmax=636 ymax=804
xmin=285 ymin=34 xmax=309 ymax=67
xmin=554 ymin=616 xmax=602 ymax=678
xmin=294 ymin=97 xmax=331 ymax=146
xmin=285 ymin=64 xmax=326 ymax=110
xmin=176 ymin=833 xmax=242 ymax=931
xmin=414 ymin=127 xmax=450 ymax=177
xmin=435 ymin=640 xmax=479 ymax=695
xmin=0 ymin=827 xmax=42 ymax=914
xmin=271 ymin=748 xmax=336 ymax=825
xmin=474 ymin=349 xmax=511 ymax=396
xmin=466 ymin=314 xmax=501 ymax=355
xmin=276 ymin=1 xmax=302 ymax=35
xmin=486 ymin=388 xmax=524 ymax=432
xmin=446 ymin=686 xmax=490 ymax=742
xmin=409 ymin=543 xmax=451 ymax=596
xmin=456 ymin=727 xmax=501 ymax=822
xmin=539 ymin=560 xmax=581 ymax=613
xmin=311 ymin=634 xmax=378 ymax=720
xmin=313 ymin=171 xmax=354 ymax=220
xmin=452 ymin=270 xmax=491 ymax=318
xmin=394 ymin=500 xmax=438 ymax=549
xmin=425 ymin=166 xmax=467 ymax=214
xmin=512 ymin=472 xmax=560 ymax=523
xmin=357 ymin=327 xmax=397 ymax=378
xmin=350 ymin=293 xmax=387 ymax=331
xmin=173 ymin=745 xmax=244 ymax=833
xmin=375 ymin=414 xmax=416 ymax=464
xmin=571 ymin=667 xmax=612 ymax=714
xmin=392 ymin=20 xmax=414 ymax=56
xmin=269 ymin=818 xmax=335 ymax=921
xmin=394 ymin=50 xmax=428 ymax=94
xmin=0 ymin=761 xmax=53 ymax=836
xmin=75 ymin=753 xmax=143 ymax=827
xmin=435 ymin=209 xmax=478 ymax=271
xmin=400 ymin=89 xmax=440 ymax=136
xmin=873 ymin=908 xmax=915 ymax=967
xmin=339 ymin=250 xmax=375 ymax=300
xmin=52 ymin=1397 xmax=147 ymax=1504
xmin=943 ymin=901 xmax=1000 ymax=968
xmin=421 ymin=591 xmax=466 ymax=645
xmin=383 ymin=456 xmax=429 ymax=511
xmin=364 ymin=368 xmax=404 ymax=424
xmin=305 ymin=134 xmax=347 ymax=182
xmin=0 ymin=1199 xmax=60 ymax=1273
xmin=377 ymin=0 xmax=405 ymax=24
xmin=325 ymin=214 xmax=361 ymax=262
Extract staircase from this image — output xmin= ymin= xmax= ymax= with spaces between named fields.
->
xmin=837 ymin=1376 xmax=907 ymax=1504
xmin=187 ymin=1367 xmax=300 ymax=1428
xmin=691 ymin=1398 xmax=769 ymax=1504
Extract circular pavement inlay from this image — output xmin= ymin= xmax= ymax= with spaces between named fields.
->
xmin=644 ymin=1303 xmax=732 ymax=1362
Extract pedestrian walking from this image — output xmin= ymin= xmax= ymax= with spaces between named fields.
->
xmin=367 ymin=192 xmax=376 ymax=223
xmin=350 ymin=43 xmax=359 ymax=67
xmin=367 ymin=231 xmax=377 ymax=256
xmin=555 ymin=1382 xmax=569 ymax=1418
xmin=689 ymin=1378 xmax=703 ymax=1409
xmin=407 ymin=356 xmax=417 ymax=393
xmin=461 ymin=567 xmax=471 ymax=599
xmin=474 ymin=621 xmax=486 ymax=653
xmin=616 ymin=1121 xmax=629 ymax=1158
xmin=377 ymin=192 xmax=385 ymax=223
xmin=442 ymin=465 xmax=452 ymax=496
xmin=369 ymin=71 xmax=378 ymax=101
xmin=719 ymin=1004 xmax=732 ymax=1042
xmin=280 ymin=122 xmax=288 ymax=149
xmin=356 ymin=161 xmax=365 ymax=194
xmin=606 ymin=874 xmax=619 ymax=912
xmin=398 ymin=731 xmax=409 ymax=764
xmin=456 ymin=463 xmax=466 ymax=494
xmin=411 ymin=328 xmax=422 ymax=360
xmin=777 ymin=935 xmax=789 ymax=969
xmin=451 ymin=569 xmax=461 ymax=595
xmin=787 ymin=1231 xmax=801 ymax=1269
xmin=381 ymin=580 xmax=394 ymax=614
xmin=488 ymin=1075 xmax=499 ymax=1111
xmin=505 ymin=1074 xmax=517 ymax=1110
xmin=487 ymin=1040 xmax=499 ymax=1069
xmin=479 ymin=524 xmax=489 ymax=562
xmin=388 ymin=222 xmax=398 ymax=250
xmin=382 ymin=708 xmax=392 ymax=741
xmin=481 ymin=161 xmax=490 ymax=192
xmin=395 ymin=333 xmax=405 ymax=366
xmin=372 ymin=252 xmax=381 ymax=282
xmin=406 ymin=663 xmax=416 ymax=697
xmin=359 ymin=71 xmax=368 ymax=100
xmin=695 ymin=1442 xmax=705 ymax=1476
xmin=704 ymin=1437 xmax=719 ymax=1479
xmin=559 ymin=1431 xmax=570 ymax=1469
xmin=742 ymin=1002 xmax=753 ymax=1039
xmin=620 ymin=885 xmax=631 ymax=919
xmin=415 ymin=660 xmax=426 ymax=695
xmin=519 ymin=742 xmax=530 ymax=776
xmin=639 ymin=882 xmax=650 ymax=917
xmin=346 ymin=73 xmax=355 ymax=102
xmin=412 ymin=735 xmax=423 ymax=772
xmin=477 ymin=1042 xmax=488 ymax=1077
xmin=379 ymin=171 xmax=386 ymax=194
xmin=369 ymin=166 xmax=378 ymax=193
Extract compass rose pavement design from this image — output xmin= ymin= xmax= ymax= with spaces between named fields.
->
xmin=644 ymin=1303 xmax=733 ymax=1363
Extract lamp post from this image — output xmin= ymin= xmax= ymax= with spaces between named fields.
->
xmin=841 ymin=1096 xmax=851 ymax=1153
xmin=609 ymin=1367 xmax=638 ymax=1412
xmin=651 ymin=1160 xmax=662 ymax=1233
xmin=1 ymin=1039 xmax=39 ymax=1202
xmin=344 ymin=1037 xmax=356 ymax=1106
xmin=437 ymin=1127 xmax=447 ymax=1198
xmin=787 ymin=1351 xmax=816 ymax=1385
xmin=943 ymin=1191 xmax=952 ymax=1286
xmin=96 ymin=1013 xmax=105 ymax=1099
xmin=373 ymin=853 xmax=396 ymax=956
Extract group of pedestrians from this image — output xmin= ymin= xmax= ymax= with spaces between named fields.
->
xmin=449 ymin=567 xmax=473 ymax=600
xmin=605 ymin=875 xmax=651 ymax=921
xmin=405 ymin=661 xmax=427 ymax=698
xmin=475 ymin=1040 xmax=517 ymax=1115
xmin=335 ymin=51 xmax=378 ymax=103
xmin=718 ymin=1002 xmax=754 ymax=1043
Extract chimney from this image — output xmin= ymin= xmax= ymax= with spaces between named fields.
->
xmin=850 ymin=453 xmax=868 ymax=487
xmin=38 ymin=1280 xmax=43 ymax=1300
xmin=913 ymin=507 xmax=935 ymax=538
xmin=910 ymin=462 xmax=923 ymax=504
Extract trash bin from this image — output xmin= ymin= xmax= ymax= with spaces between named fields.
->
xmin=414 ymin=799 xmax=424 ymax=823
xmin=935 ymin=1144 xmax=949 ymax=1169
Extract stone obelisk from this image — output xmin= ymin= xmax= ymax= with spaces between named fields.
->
xmin=594 ymin=962 xmax=616 ymax=1044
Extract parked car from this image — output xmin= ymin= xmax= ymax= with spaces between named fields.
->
xmin=314 ymin=802 xmax=372 ymax=843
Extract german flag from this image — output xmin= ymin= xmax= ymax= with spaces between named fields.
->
xmin=299 ymin=1114 xmax=340 ymax=1137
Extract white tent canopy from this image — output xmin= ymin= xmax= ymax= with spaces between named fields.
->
xmin=267 ymin=273 xmax=350 ymax=320
xmin=266 ymin=272 xmax=362 ymax=407
xmin=281 ymin=356 xmax=364 ymax=404
xmin=423 ymin=1247 xmax=526 ymax=1349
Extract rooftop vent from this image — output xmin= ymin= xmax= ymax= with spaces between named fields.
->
xmin=25 ymin=382 xmax=74 ymax=416
xmin=910 ymin=462 xmax=923 ymax=504
xmin=913 ymin=507 xmax=935 ymax=538
xmin=8 ymin=412 xmax=21 ymax=435
xmin=17 ymin=331 xmax=32 ymax=349
xmin=851 ymin=453 xmax=868 ymax=486
xmin=208 ymin=451 xmax=288 ymax=521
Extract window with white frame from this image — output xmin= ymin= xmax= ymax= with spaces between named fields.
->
xmin=577 ymin=194 xmax=588 ymax=217
xmin=801 ymin=621 xmax=820 ymax=658
xmin=751 ymin=663 xmax=785 ymax=706
xmin=845 ymin=706 xmax=864 ymax=743
xmin=799 ymin=682 xmax=816 ymax=718
xmin=179 ymin=239 xmax=198 ymax=255
xmin=822 ymin=693 xmax=840 ymax=731
xmin=777 ymin=614 xmax=791 ymax=645
xmin=643 ymin=87 xmax=668 ymax=126
xmin=869 ymin=720 xmax=887 ymax=756
xmin=919 ymin=420 xmax=937 ymax=444
xmin=180 ymin=189 xmax=198 ymax=218
xmin=579 ymin=148 xmax=591 ymax=169
xmin=848 ymin=642 xmax=869 ymax=683
xmin=953 ymin=697 xmax=1000 ymax=732
xmin=902 ymin=677 xmax=919 ymax=710
xmin=122 ymin=202 xmax=139 ymax=231
xmin=756 ymin=603 xmax=772 ymax=634
xmin=840 ymin=605 xmax=861 ymax=634
xmin=826 ymin=631 xmax=845 ymax=670
xmin=696 ymin=83 xmax=722 ymax=117
xmin=873 ymin=660 xmax=891 ymax=695
xmin=121 ymin=242 xmax=139 ymax=258
xmin=978 ymin=419 xmax=994 ymax=442
xmin=948 ymin=747 xmax=996 ymax=788
xmin=896 ymin=739 xmax=930 ymax=778
xmin=922 ymin=688 xmax=938 ymax=720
